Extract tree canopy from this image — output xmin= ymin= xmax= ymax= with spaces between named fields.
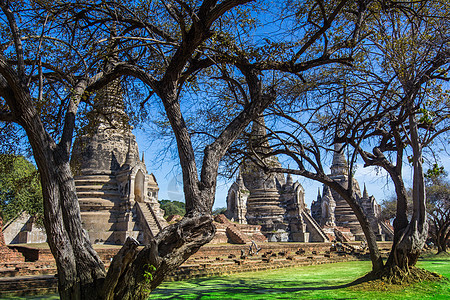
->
xmin=159 ymin=200 xmax=186 ymax=217
xmin=1 ymin=0 xmax=362 ymax=298
xmin=426 ymin=166 xmax=450 ymax=253
xmin=1 ymin=0 xmax=449 ymax=298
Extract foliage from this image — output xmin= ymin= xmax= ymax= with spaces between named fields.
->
xmin=425 ymin=168 xmax=450 ymax=253
xmin=212 ymin=207 xmax=227 ymax=216
xmin=159 ymin=200 xmax=185 ymax=217
xmin=143 ymin=264 xmax=157 ymax=293
xmin=143 ymin=264 xmax=156 ymax=282
xmin=379 ymin=192 xmax=413 ymax=222
xmin=0 ymin=154 xmax=43 ymax=225
xmin=425 ymin=164 xmax=448 ymax=186
xmin=379 ymin=196 xmax=399 ymax=222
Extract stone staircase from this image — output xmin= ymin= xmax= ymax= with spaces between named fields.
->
xmin=380 ymin=220 xmax=394 ymax=240
xmin=214 ymin=214 xmax=251 ymax=244
xmin=334 ymin=226 xmax=355 ymax=242
xmin=225 ymin=226 xmax=250 ymax=244
xmin=136 ymin=202 xmax=162 ymax=239
xmin=301 ymin=211 xmax=329 ymax=242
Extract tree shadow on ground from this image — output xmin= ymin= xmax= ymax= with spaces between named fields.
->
xmin=151 ymin=274 xmax=373 ymax=299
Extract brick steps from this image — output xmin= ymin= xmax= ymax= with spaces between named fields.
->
xmin=0 ymin=275 xmax=58 ymax=297
xmin=138 ymin=202 xmax=161 ymax=236
xmin=0 ymin=266 xmax=57 ymax=277
xmin=75 ymin=175 xmax=122 ymax=212
xmin=226 ymin=226 xmax=250 ymax=244
xmin=74 ymin=175 xmax=117 ymax=183
xmin=78 ymin=198 xmax=120 ymax=205
xmin=0 ymin=261 xmax=57 ymax=277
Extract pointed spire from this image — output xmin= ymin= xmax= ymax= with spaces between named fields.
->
xmin=250 ymin=115 xmax=271 ymax=153
xmin=141 ymin=152 xmax=145 ymax=163
xmin=236 ymin=169 xmax=242 ymax=182
xmin=236 ymin=168 xmax=248 ymax=192
xmin=330 ymin=143 xmax=348 ymax=176
xmin=363 ymin=183 xmax=369 ymax=199
xmin=286 ymin=173 xmax=293 ymax=185
xmin=124 ymin=136 xmax=134 ymax=166
xmin=91 ymin=24 xmax=130 ymax=131
xmin=323 ymin=185 xmax=333 ymax=199
xmin=315 ymin=187 xmax=322 ymax=203
xmin=322 ymin=185 xmax=335 ymax=205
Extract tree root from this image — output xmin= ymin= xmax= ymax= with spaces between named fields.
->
xmin=376 ymin=266 xmax=442 ymax=285
xmin=350 ymin=266 xmax=445 ymax=291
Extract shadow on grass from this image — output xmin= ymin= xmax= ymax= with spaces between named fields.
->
xmin=150 ymin=257 xmax=450 ymax=299
xmin=152 ymin=274 xmax=373 ymax=299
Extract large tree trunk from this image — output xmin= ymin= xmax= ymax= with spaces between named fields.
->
xmin=347 ymin=198 xmax=384 ymax=272
xmin=384 ymin=171 xmax=410 ymax=269
xmin=436 ymin=236 xmax=445 ymax=253
xmin=435 ymin=221 xmax=449 ymax=253
xmin=329 ymin=181 xmax=384 ymax=273
xmin=384 ymin=98 xmax=428 ymax=272
xmin=23 ymin=117 xmax=106 ymax=300
xmin=0 ymin=57 xmax=107 ymax=298
xmin=102 ymin=213 xmax=215 ymax=300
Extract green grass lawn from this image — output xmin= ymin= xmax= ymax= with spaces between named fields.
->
xmin=7 ymin=254 xmax=449 ymax=299
xmin=150 ymin=254 xmax=450 ymax=299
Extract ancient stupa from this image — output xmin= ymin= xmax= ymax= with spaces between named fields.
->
xmin=311 ymin=143 xmax=393 ymax=241
xmin=71 ymin=79 xmax=167 ymax=245
xmin=226 ymin=117 xmax=328 ymax=242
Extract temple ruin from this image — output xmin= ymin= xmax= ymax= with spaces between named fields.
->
xmin=309 ymin=144 xmax=393 ymax=241
xmin=226 ymin=118 xmax=328 ymax=242
xmin=4 ymin=88 xmax=392 ymax=246
xmin=70 ymin=79 xmax=168 ymax=245
xmin=4 ymin=79 xmax=168 ymax=245
xmin=226 ymin=121 xmax=394 ymax=243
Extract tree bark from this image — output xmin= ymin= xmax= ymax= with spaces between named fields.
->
xmin=20 ymin=107 xmax=107 ymax=300
xmin=384 ymin=169 xmax=410 ymax=269
xmin=327 ymin=181 xmax=384 ymax=272
xmin=103 ymin=214 xmax=215 ymax=300
xmin=384 ymin=96 xmax=428 ymax=271
xmin=434 ymin=218 xmax=449 ymax=254
xmin=0 ymin=57 xmax=106 ymax=299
